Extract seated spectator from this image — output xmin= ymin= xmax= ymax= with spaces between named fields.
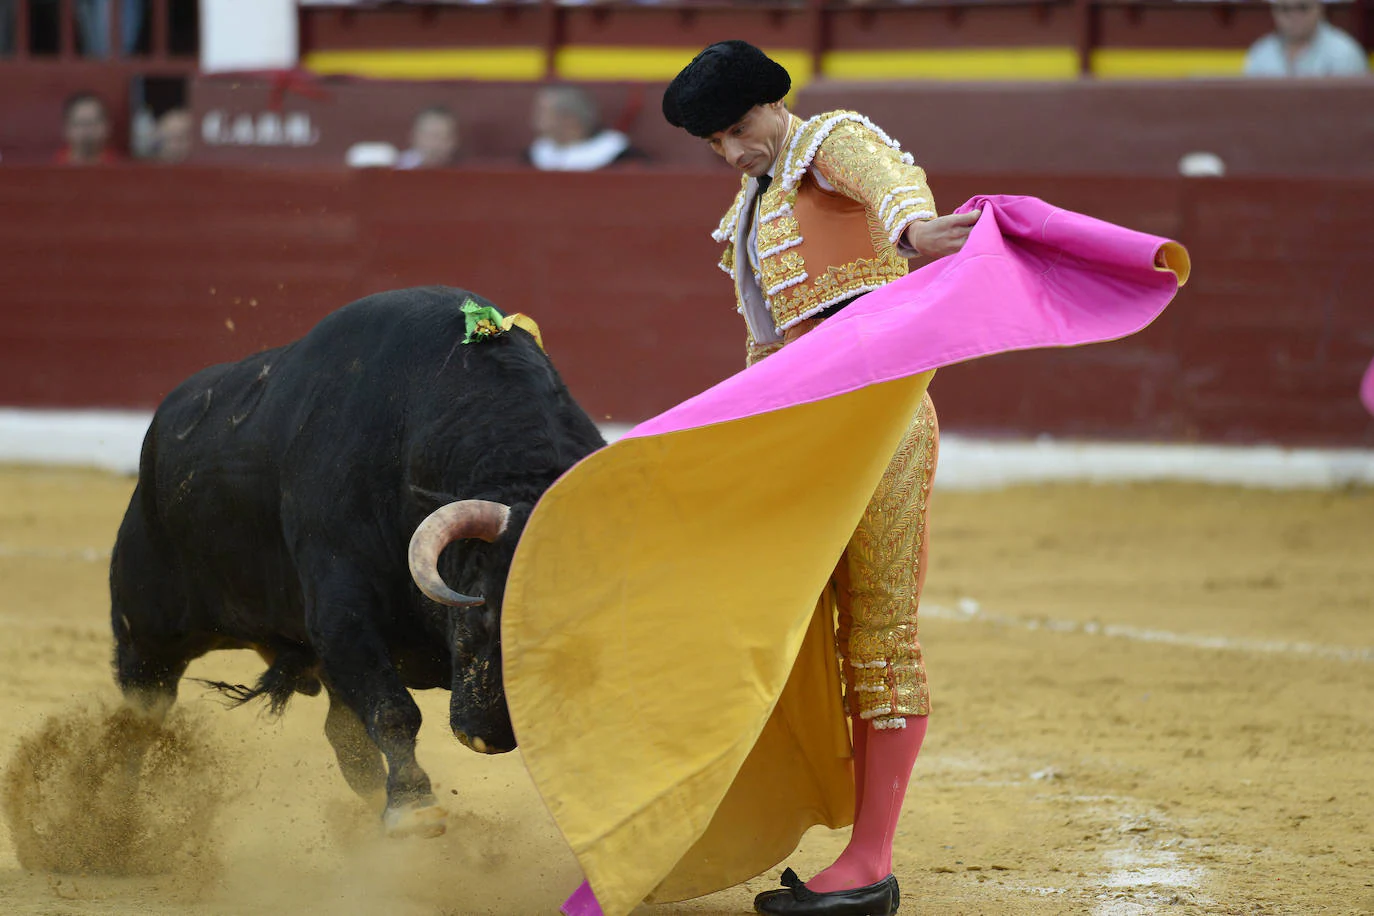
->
xmin=154 ymin=108 xmax=193 ymax=163
xmin=395 ymin=106 xmax=461 ymax=169
xmin=55 ymin=92 xmax=120 ymax=164
xmin=527 ymin=85 xmax=647 ymax=171
xmin=1244 ymin=0 xmax=1369 ymax=77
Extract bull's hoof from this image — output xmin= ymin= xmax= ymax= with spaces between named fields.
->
xmin=383 ymin=800 xmax=448 ymax=839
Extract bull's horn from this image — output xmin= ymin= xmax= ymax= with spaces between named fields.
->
xmin=408 ymin=500 xmax=511 ymax=607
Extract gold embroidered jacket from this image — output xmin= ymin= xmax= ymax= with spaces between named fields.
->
xmin=714 ymin=110 xmax=938 ymax=364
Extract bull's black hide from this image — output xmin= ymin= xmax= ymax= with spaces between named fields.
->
xmin=109 ymin=286 xmax=605 ymax=832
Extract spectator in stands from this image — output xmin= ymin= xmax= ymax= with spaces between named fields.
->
xmin=1244 ymin=0 xmax=1369 ymax=77
xmin=395 ymin=106 xmax=461 ymax=169
xmin=0 ymin=1 xmax=13 ymax=55
xmin=77 ymin=0 xmax=143 ymax=56
xmin=154 ymin=108 xmax=193 ymax=163
xmin=0 ymin=0 xmax=141 ymax=56
xmin=55 ymin=92 xmax=120 ymax=164
xmin=526 ymin=84 xmax=647 ymax=171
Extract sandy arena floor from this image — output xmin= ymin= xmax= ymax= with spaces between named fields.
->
xmin=0 ymin=466 xmax=1370 ymax=916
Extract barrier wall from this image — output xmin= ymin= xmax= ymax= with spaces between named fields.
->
xmin=798 ymin=79 xmax=1374 ymax=179
xmin=187 ymin=77 xmax=727 ymax=170
xmin=176 ymin=76 xmax=1374 ymax=178
xmin=10 ymin=74 xmax=1374 ymax=178
xmin=1 ymin=166 xmax=1372 ymax=447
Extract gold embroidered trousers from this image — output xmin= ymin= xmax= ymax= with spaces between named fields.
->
xmin=836 ymin=390 xmax=937 ymax=726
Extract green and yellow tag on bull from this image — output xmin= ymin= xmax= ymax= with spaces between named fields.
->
xmin=460 ymin=298 xmax=544 ymax=350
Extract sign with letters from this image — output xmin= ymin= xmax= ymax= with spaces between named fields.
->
xmin=200 ymin=111 xmax=320 ymax=148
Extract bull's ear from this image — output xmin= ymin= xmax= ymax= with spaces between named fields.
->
xmin=408 ymin=485 xmax=464 ymax=513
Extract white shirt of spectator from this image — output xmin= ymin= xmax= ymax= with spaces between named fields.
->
xmin=529 ymin=129 xmax=631 ymax=172
xmin=1244 ymin=20 xmax=1370 ymax=77
xmin=394 ymin=148 xmax=428 ymax=170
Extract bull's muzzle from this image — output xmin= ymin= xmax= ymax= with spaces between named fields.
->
xmin=453 ymin=728 xmax=511 ymax=755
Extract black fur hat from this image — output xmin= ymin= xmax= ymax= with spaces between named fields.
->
xmin=662 ymin=40 xmax=791 ymax=138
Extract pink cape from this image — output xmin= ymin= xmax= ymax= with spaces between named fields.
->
xmin=629 ymin=194 xmax=1190 ymax=439
xmin=1362 ymin=356 xmax=1374 ymax=417
xmin=505 ymin=194 xmax=1191 ymax=916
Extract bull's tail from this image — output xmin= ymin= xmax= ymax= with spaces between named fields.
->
xmin=196 ymin=647 xmax=320 ymax=716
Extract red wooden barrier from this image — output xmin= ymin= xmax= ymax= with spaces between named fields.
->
xmin=1 ymin=166 xmax=1371 ymax=447
xmin=175 ymin=76 xmax=1374 ymax=178
xmin=187 ymin=76 xmax=728 ymax=170
xmin=798 ymin=80 xmax=1374 ymax=179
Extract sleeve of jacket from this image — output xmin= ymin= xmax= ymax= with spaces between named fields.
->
xmin=810 ymin=119 xmax=938 ymax=250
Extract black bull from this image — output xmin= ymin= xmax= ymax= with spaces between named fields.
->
xmin=110 ymin=287 xmax=605 ymax=835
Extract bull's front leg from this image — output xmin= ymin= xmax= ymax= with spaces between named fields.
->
xmin=305 ymin=574 xmax=446 ymax=839
xmin=323 ymin=685 xmax=387 ymax=803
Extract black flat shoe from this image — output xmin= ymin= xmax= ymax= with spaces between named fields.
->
xmin=753 ymin=868 xmax=900 ymax=915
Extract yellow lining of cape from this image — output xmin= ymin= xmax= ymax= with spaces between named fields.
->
xmin=502 ymin=371 xmax=934 ymax=916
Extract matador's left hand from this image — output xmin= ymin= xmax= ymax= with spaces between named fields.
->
xmin=905 ymin=210 xmax=981 ymax=258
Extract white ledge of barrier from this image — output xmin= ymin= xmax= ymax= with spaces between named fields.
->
xmin=1 ymin=408 xmax=1372 ymax=490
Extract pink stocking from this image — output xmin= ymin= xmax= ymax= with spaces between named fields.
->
xmin=807 ymin=715 xmax=928 ymax=893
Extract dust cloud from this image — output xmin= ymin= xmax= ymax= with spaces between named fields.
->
xmin=2 ymin=701 xmax=225 ymax=877
xmin=1 ymin=694 xmax=581 ymax=914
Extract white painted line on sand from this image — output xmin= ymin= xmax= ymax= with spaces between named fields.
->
xmin=2 ymin=554 xmax=1368 ymax=661
xmin=1090 ymin=810 xmax=1208 ymax=916
xmin=925 ymin=602 xmax=1373 ymax=663
xmin=1102 ymin=849 xmax=1201 ymax=890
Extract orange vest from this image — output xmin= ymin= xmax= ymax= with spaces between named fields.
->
xmin=715 ymin=111 xmax=937 ymax=361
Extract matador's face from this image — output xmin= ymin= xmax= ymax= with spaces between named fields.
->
xmin=705 ymin=101 xmax=791 ymax=179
